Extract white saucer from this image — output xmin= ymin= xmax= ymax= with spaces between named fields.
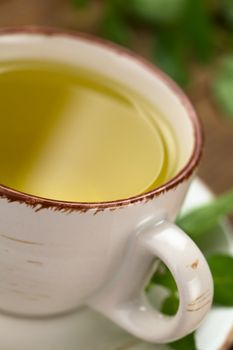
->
xmin=0 ymin=179 xmax=232 ymax=350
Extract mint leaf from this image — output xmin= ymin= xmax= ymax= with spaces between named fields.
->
xmin=72 ymin=0 xmax=90 ymax=8
xmin=151 ymin=262 xmax=177 ymax=292
xmin=161 ymin=294 xmax=179 ymax=316
xmin=207 ymin=254 xmax=233 ymax=306
xmin=169 ymin=333 xmax=196 ymax=350
xmin=176 ymin=189 xmax=233 ymax=239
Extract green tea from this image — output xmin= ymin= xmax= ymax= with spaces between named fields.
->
xmin=0 ymin=61 xmax=179 ymax=202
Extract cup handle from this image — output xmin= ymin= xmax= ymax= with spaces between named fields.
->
xmin=88 ymin=220 xmax=213 ymax=343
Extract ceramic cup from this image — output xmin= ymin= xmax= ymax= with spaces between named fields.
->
xmin=0 ymin=27 xmax=213 ymax=344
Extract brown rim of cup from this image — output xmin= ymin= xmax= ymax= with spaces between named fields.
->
xmin=0 ymin=26 xmax=203 ymax=212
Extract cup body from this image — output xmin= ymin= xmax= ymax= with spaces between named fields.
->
xmin=0 ymin=177 xmax=192 ymax=316
xmin=0 ymin=28 xmax=202 ymax=317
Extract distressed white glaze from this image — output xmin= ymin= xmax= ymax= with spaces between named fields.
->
xmin=0 ymin=30 xmax=213 ymax=343
xmin=0 ymin=179 xmax=230 ymax=350
xmin=0 ymin=181 xmax=190 ymax=317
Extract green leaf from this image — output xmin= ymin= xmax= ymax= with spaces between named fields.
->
xmin=176 ymin=189 xmax=233 ymax=239
xmin=190 ymin=222 xmax=227 ymax=255
xmin=213 ymin=55 xmax=233 ymax=118
xmin=101 ymin=10 xmax=132 ymax=47
xmin=72 ymin=0 xmax=90 ymax=8
xmin=161 ymin=294 xmax=179 ymax=316
xmin=169 ymin=333 xmax=196 ymax=350
xmin=125 ymin=0 xmax=187 ymax=26
xmin=207 ymin=254 xmax=233 ymax=306
xmin=182 ymin=0 xmax=214 ymax=62
xmin=151 ymin=262 xmax=177 ymax=292
xmin=152 ymin=32 xmax=189 ymax=86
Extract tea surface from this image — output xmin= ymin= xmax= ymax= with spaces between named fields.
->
xmin=0 ymin=61 xmax=179 ymax=202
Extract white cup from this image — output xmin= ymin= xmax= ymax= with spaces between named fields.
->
xmin=0 ymin=27 xmax=213 ymax=343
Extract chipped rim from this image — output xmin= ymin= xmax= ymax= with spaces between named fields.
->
xmin=0 ymin=26 xmax=203 ymax=212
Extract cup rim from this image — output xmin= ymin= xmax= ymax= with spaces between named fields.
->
xmin=0 ymin=26 xmax=203 ymax=212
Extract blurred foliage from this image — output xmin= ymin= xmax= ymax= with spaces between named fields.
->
xmin=169 ymin=334 xmax=196 ymax=350
xmin=152 ymin=30 xmax=189 ymax=86
xmin=213 ymin=55 xmax=233 ymax=119
xmin=183 ymin=0 xmax=214 ymax=63
xmin=176 ymin=189 xmax=233 ymax=239
xmin=219 ymin=0 xmax=233 ymax=30
xmin=72 ymin=0 xmax=233 ymax=118
xmin=123 ymin=0 xmax=186 ymax=25
xmin=101 ymin=3 xmax=132 ymax=46
xmin=72 ymin=0 xmax=90 ymax=8
xmin=207 ymin=254 xmax=233 ymax=305
xmin=161 ymin=294 xmax=179 ymax=316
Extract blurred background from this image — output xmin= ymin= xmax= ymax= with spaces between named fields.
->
xmin=0 ymin=0 xmax=232 ymax=196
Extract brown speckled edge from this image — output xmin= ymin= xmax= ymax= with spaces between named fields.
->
xmin=0 ymin=26 xmax=203 ymax=213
